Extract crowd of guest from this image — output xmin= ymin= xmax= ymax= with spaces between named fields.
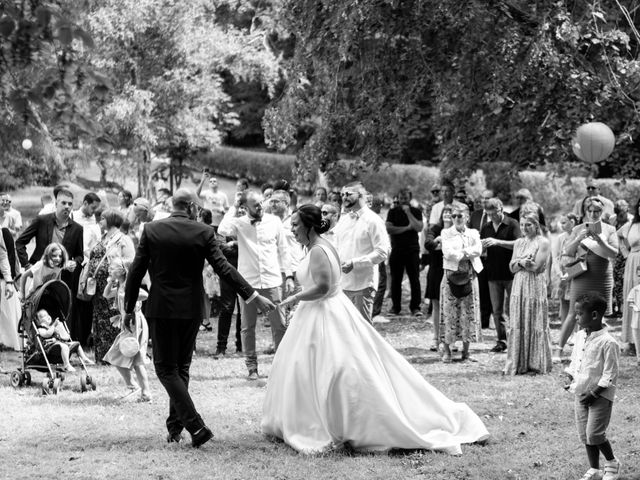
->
xmin=1 ymin=173 xmax=639 ymax=386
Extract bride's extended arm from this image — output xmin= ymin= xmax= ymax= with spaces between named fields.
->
xmin=280 ymin=247 xmax=331 ymax=306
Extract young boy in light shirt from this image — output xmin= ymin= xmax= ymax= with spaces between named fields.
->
xmin=564 ymin=291 xmax=621 ymax=480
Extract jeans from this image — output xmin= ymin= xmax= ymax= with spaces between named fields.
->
xmin=149 ymin=316 xmax=204 ymax=436
xmin=344 ymin=287 xmax=375 ymax=324
xmin=216 ymin=276 xmax=242 ymax=352
xmin=239 ymin=286 xmax=286 ymax=371
xmin=389 ymin=249 xmax=421 ymax=312
xmin=488 ymin=279 xmax=512 ymax=343
xmin=371 ymin=261 xmax=387 ymax=317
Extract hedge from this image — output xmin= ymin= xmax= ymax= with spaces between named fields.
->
xmin=197 ymin=146 xmax=640 ymax=216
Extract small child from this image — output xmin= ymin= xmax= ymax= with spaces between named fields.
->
xmin=20 ymin=243 xmax=69 ymax=298
xmin=102 ymin=259 xmax=151 ymax=402
xmin=564 ymin=291 xmax=622 ymax=480
xmin=36 ymin=309 xmax=94 ymax=371
xmin=625 ymin=281 xmax=640 ymax=366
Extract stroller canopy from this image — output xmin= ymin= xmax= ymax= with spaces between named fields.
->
xmin=20 ymin=279 xmax=72 ymax=333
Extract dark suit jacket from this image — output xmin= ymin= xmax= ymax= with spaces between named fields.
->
xmin=124 ymin=211 xmax=255 ymax=319
xmin=15 ymin=213 xmax=83 ymax=291
xmin=15 ymin=213 xmax=84 ymax=268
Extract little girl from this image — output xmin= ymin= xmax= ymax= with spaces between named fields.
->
xmin=19 ymin=243 xmax=69 ymax=298
xmin=102 ymin=258 xmax=151 ymax=402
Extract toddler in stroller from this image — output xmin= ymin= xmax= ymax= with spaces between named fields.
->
xmin=36 ymin=309 xmax=94 ymax=372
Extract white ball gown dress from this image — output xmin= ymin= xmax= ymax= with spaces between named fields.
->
xmin=261 ymin=243 xmax=489 ymax=455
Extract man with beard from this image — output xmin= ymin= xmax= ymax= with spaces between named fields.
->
xmin=124 ymin=189 xmax=275 ymax=447
xmin=16 ymin=188 xmax=82 ymax=293
xmin=218 ymin=190 xmax=293 ymax=380
xmin=334 ymin=182 xmax=389 ymax=323
xmin=386 ymin=187 xmax=424 ymax=316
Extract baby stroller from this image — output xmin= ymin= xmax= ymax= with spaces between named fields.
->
xmin=9 ymin=279 xmax=97 ymax=395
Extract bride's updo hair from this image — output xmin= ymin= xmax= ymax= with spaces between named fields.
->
xmin=296 ymin=204 xmax=331 ymax=234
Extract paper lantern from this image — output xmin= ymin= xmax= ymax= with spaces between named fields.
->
xmin=574 ymin=122 xmax=615 ymax=163
xmin=22 ymin=138 xmax=32 ymax=150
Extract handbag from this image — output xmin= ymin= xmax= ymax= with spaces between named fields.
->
xmin=446 ymin=262 xmax=473 ymax=299
xmin=564 ymin=246 xmax=588 ymax=281
xmin=118 ymin=315 xmax=140 ymax=358
xmin=77 ymin=236 xmax=121 ymax=301
xmin=565 ymin=259 xmax=587 ymax=280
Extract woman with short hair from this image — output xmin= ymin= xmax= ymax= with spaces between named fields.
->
xmin=440 ymin=204 xmax=483 ymax=363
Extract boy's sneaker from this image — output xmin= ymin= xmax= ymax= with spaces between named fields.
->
xmin=580 ymin=468 xmax=602 ymax=480
xmin=603 ymin=458 xmax=621 ymax=480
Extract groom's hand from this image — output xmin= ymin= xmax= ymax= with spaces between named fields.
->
xmin=254 ymin=295 xmax=276 ymax=314
xmin=123 ymin=313 xmax=135 ymax=332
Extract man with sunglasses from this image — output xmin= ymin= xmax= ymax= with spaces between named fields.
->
xmin=572 ymin=179 xmax=614 ymax=221
xmin=334 ymin=182 xmax=389 ymax=323
xmin=386 ymin=187 xmax=424 ymax=316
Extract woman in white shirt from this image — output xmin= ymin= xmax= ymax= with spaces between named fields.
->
xmin=440 ymin=204 xmax=483 ymax=363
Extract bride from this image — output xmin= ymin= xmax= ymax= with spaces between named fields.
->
xmin=261 ymin=204 xmax=489 ymax=455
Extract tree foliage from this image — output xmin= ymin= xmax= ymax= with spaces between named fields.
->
xmin=264 ymin=0 xmax=640 ymax=183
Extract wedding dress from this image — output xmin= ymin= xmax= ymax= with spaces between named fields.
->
xmin=261 ymin=243 xmax=489 ymax=454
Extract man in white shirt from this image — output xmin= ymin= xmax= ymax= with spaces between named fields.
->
xmin=334 ymin=182 xmax=390 ymax=323
xmin=218 ymin=190 xmax=294 ymax=380
xmin=0 ymin=193 xmax=18 ymax=237
xmin=1 ymin=194 xmax=22 ymax=235
xmin=72 ymin=192 xmax=102 ymax=260
xmin=196 ymin=170 xmax=229 ymax=231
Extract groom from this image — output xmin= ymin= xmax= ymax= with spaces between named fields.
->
xmin=124 ymin=189 xmax=275 ymax=447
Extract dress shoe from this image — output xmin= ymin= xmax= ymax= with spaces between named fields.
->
xmin=191 ymin=426 xmax=213 ymax=448
xmin=490 ymin=342 xmax=507 ymax=353
xmin=167 ymin=433 xmax=183 ymax=443
xmin=247 ymin=369 xmax=259 ymax=380
xmin=212 ymin=348 xmax=225 ymax=359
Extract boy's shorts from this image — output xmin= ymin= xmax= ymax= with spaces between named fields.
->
xmin=575 ymin=395 xmax=613 ymax=445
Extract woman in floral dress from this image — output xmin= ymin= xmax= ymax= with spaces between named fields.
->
xmin=504 ymin=213 xmax=552 ymax=375
xmin=440 ymin=204 xmax=483 ymax=363
xmin=89 ymin=209 xmax=136 ymax=362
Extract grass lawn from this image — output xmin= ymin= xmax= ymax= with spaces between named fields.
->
xmin=1 ymin=309 xmax=638 ymax=480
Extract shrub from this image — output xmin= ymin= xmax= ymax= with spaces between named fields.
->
xmin=197 ymin=146 xmax=299 ymax=186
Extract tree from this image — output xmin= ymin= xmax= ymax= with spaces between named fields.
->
xmin=0 ymin=0 xmax=109 ymax=189
xmin=264 ymin=0 xmax=640 ymax=183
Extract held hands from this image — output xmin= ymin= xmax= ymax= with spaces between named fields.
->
xmin=65 ymin=260 xmax=77 ymax=272
xmin=253 ymin=294 xmax=276 ymax=314
xmin=4 ymin=282 xmax=14 ymax=299
xmin=482 ymin=238 xmax=497 ymax=248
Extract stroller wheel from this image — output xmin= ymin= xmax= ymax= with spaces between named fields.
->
xmin=10 ymin=371 xmax=24 ymax=388
xmin=88 ymin=376 xmax=97 ymax=391
xmin=80 ymin=375 xmax=87 ymax=393
xmin=24 ymin=372 xmax=31 ymax=386
xmin=52 ymin=378 xmax=61 ymax=395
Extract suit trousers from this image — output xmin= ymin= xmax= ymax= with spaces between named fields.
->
xmin=389 ymin=249 xmax=421 ymax=312
xmin=239 ymin=286 xmax=286 ymax=371
xmin=477 ymin=264 xmax=492 ymax=329
xmin=371 ymin=261 xmax=387 ymax=317
xmin=149 ymin=316 xmax=204 ymax=436
xmin=216 ymin=276 xmax=242 ymax=352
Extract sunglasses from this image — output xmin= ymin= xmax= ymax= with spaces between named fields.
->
xmin=451 ymin=214 xmax=464 ymax=218
xmin=340 ymin=191 xmax=357 ymax=197
xmin=587 ymin=186 xmax=597 ymax=190
xmin=431 ymin=190 xmax=440 ymax=194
